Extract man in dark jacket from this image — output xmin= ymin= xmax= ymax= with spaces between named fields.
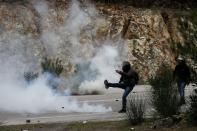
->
xmin=104 ymin=61 xmax=138 ymax=113
xmin=173 ymin=56 xmax=191 ymax=105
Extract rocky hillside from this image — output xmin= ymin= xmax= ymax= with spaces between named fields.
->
xmin=92 ymin=0 xmax=197 ymax=9
xmin=0 ymin=0 xmax=195 ymax=85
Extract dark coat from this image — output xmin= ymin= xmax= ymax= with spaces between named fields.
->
xmin=174 ymin=63 xmax=190 ymax=83
xmin=119 ymin=68 xmax=137 ymax=86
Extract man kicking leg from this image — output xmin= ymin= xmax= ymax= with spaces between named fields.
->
xmin=104 ymin=61 xmax=138 ymax=113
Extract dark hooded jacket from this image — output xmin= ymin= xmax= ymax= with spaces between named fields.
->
xmin=119 ymin=62 xmax=138 ymax=86
xmin=174 ymin=62 xmax=190 ymax=83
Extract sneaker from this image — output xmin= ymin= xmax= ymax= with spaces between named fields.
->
xmin=118 ymin=108 xmax=126 ymax=113
xmin=104 ymin=80 xmax=109 ymax=89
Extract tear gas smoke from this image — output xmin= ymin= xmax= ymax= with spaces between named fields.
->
xmin=62 ymin=0 xmax=127 ymax=94
xmin=0 ymin=0 xmax=127 ymax=113
xmin=77 ymin=45 xmax=122 ymax=94
xmin=0 ymin=73 xmax=111 ymax=113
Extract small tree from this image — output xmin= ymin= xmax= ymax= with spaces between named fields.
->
xmin=149 ymin=65 xmax=180 ymax=118
xmin=126 ymin=93 xmax=146 ymax=125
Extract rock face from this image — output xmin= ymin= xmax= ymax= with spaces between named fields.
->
xmin=0 ymin=0 xmax=182 ymax=83
xmin=98 ymin=6 xmax=175 ymax=81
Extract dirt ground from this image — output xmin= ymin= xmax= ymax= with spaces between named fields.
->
xmin=0 ymin=119 xmax=197 ymax=131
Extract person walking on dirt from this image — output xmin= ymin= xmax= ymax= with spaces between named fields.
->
xmin=104 ymin=61 xmax=139 ymax=113
xmin=173 ymin=56 xmax=191 ymax=105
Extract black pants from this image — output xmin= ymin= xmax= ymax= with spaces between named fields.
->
xmin=107 ymin=83 xmax=135 ymax=109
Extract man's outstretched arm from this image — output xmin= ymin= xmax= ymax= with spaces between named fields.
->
xmin=116 ymin=70 xmax=129 ymax=77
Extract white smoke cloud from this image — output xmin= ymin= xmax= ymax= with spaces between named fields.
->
xmin=0 ymin=72 xmax=112 ymax=113
xmin=78 ymin=45 xmax=122 ymax=94
xmin=0 ymin=35 xmax=112 ymax=113
xmin=60 ymin=0 xmax=127 ymax=94
xmin=33 ymin=0 xmax=49 ymax=17
xmin=66 ymin=0 xmax=89 ymax=37
xmin=0 ymin=0 xmax=127 ymax=114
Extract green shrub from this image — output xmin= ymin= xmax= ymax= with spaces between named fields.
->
xmin=41 ymin=57 xmax=63 ymax=77
xmin=149 ymin=66 xmax=180 ymax=118
xmin=126 ymin=93 xmax=146 ymax=125
xmin=187 ymin=89 xmax=197 ymax=125
xmin=40 ymin=58 xmax=63 ymax=90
